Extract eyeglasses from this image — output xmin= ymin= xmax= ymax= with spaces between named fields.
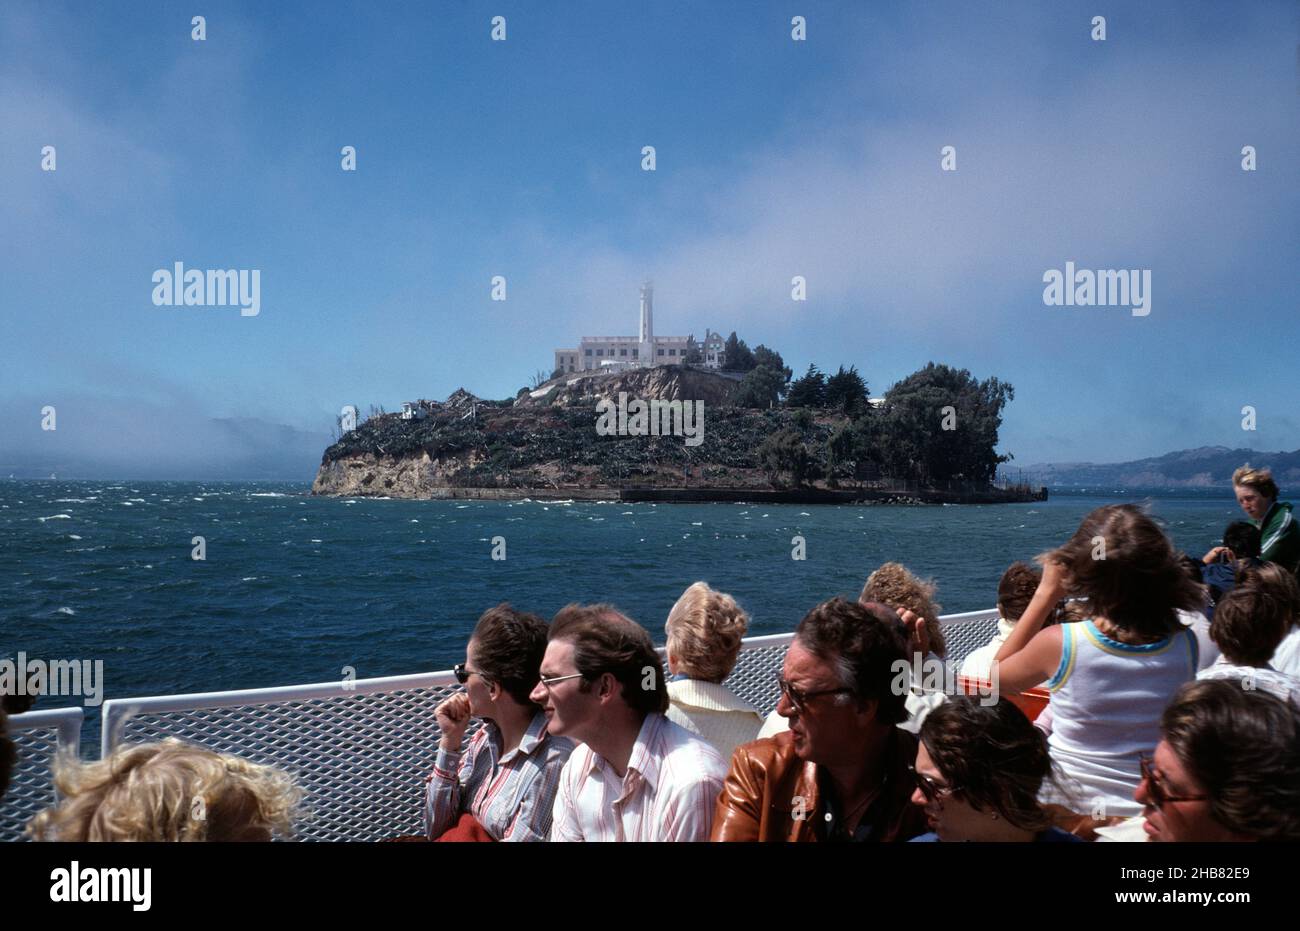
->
xmin=453 ymin=663 xmax=491 ymax=686
xmin=536 ymin=672 xmax=586 ymax=691
xmin=775 ymin=673 xmax=854 ymax=713
xmin=908 ymin=764 xmax=958 ymax=802
xmin=1139 ymin=754 xmax=1208 ymax=807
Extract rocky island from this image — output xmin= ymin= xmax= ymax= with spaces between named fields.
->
xmin=311 ymin=364 xmax=1045 ymax=505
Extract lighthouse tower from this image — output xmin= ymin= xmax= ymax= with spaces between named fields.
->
xmin=638 ymin=280 xmax=654 ymax=368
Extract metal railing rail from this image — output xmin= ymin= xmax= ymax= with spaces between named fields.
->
xmin=2 ymin=707 xmax=83 ymax=842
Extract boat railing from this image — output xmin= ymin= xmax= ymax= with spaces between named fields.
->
xmin=8 ymin=609 xmax=1002 ymax=842
xmin=1 ymin=707 xmax=83 ymax=843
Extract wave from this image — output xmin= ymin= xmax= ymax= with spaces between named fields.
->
xmin=38 ymin=514 xmax=73 ymax=521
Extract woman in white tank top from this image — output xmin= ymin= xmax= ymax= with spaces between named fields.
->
xmin=992 ymin=505 xmax=1206 ymax=821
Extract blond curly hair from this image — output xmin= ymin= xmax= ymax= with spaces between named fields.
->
xmin=860 ymin=562 xmax=947 ymax=659
xmin=665 ymin=582 xmax=750 ymax=683
xmin=27 ymin=738 xmax=302 ymax=842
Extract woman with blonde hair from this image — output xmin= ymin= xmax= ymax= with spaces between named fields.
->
xmin=28 ymin=738 xmax=301 ymax=841
xmin=861 ymin=562 xmax=947 ymax=659
xmin=664 ymin=582 xmax=764 ymax=758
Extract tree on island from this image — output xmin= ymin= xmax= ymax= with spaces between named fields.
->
xmin=722 ymin=332 xmax=756 ymax=372
xmin=786 ymin=364 xmax=827 ymax=408
xmin=684 ymin=335 xmax=703 ymax=365
xmin=862 ymin=363 xmax=1013 ymax=483
xmin=759 ymin=429 xmax=819 ymax=487
xmin=733 ymin=345 xmax=793 ymax=408
xmin=824 ymin=365 xmax=869 ymax=415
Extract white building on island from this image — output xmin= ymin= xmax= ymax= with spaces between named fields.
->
xmin=553 ymin=282 xmax=727 ymax=375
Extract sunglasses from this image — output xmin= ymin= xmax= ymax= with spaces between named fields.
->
xmin=908 ymin=764 xmax=958 ymax=802
xmin=453 ymin=663 xmax=491 ymax=686
xmin=774 ymin=673 xmax=853 ymax=713
xmin=1139 ymin=754 xmax=1208 ymax=807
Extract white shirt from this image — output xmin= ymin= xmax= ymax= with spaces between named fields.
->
xmin=1272 ymin=626 xmax=1300 ymax=678
xmin=1177 ymin=609 xmax=1220 ymax=671
xmin=1198 ymin=659 xmax=1300 ymax=706
xmin=549 ymin=712 xmax=727 ymax=841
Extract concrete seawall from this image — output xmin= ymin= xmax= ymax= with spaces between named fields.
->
xmin=313 ymin=484 xmax=1048 ymax=505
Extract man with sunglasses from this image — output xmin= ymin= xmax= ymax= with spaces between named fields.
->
xmin=1134 ymin=679 xmax=1300 ymax=842
xmin=531 ymin=603 xmax=727 ymax=841
xmin=711 ymin=598 xmax=927 ymax=842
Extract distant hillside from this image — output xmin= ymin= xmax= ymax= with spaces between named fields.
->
xmin=1022 ymin=446 xmax=1300 ymax=488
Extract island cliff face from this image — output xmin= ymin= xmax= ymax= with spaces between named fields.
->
xmin=311 ymin=367 xmax=1042 ymax=504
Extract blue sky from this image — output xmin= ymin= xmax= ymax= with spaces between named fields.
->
xmin=2 ymin=0 xmax=1297 ymax=478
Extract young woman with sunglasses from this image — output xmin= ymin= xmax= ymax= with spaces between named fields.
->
xmin=909 ymin=696 xmax=1081 ymax=842
xmin=424 ymin=604 xmax=574 ymax=841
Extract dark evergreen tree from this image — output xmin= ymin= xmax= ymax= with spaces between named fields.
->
xmin=786 ymin=364 xmax=827 ymax=408
xmin=824 ymin=365 xmax=869 ymax=415
xmin=869 ymin=363 xmax=1014 ymax=482
xmin=722 ymin=332 xmax=756 ymax=372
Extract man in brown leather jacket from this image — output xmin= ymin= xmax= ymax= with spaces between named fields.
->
xmin=711 ymin=598 xmax=927 ymax=842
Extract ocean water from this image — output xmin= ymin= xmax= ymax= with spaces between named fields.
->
xmin=3 ymin=480 xmax=1241 ymax=747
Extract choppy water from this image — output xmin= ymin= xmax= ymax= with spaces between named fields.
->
xmin=3 ymin=480 xmax=1241 ymax=747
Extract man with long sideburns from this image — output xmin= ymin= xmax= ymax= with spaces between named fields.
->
xmin=712 ymin=598 xmax=927 ymax=842
xmin=533 ymin=604 xmax=727 ymax=841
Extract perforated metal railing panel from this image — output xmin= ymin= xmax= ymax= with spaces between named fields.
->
xmin=2 ymin=709 xmax=82 ymax=842
xmin=105 ymin=678 xmax=464 ymax=842
xmin=722 ymin=635 xmax=793 ymax=716
xmin=96 ymin=609 xmax=1001 ymax=842
xmin=937 ymin=610 xmax=1002 ymax=668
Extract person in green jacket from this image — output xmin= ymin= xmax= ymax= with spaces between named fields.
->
xmin=1230 ymin=465 xmax=1300 ymax=575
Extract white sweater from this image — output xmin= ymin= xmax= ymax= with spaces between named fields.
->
xmin=665 ymin=678 xmax=764 ymax=760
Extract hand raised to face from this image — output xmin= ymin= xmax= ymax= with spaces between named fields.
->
xmin=435 ymin=693 xmax=472 ymax=751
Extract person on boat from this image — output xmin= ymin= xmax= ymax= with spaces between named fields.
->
xmin=26 ymin=738 xmax=300 ymax=841
xmin=908 ymin=696 xmax=1081 ymax=842
xmin=1227 ymin=465 xmax=1300 ymax=575
xmin=533 ymin=604 xmax=727 ymax=841
xmin=712 ymin=598 xmax=927 ymax=842
xmin=663 ymin=582 xmax=763 ymax=758
xmin=960 ymin=562 xmax=1043 ymax=683
xmin=1197 ymin=563 xmax=1300 ymax=706
xmin=425 ymin=604 xmax=573 ymax=842
xmin=1200 ymin=521 xmax=1261 ymax=612
xmin=1136 ymin=680 xmax=1300 ymax=841
xmin=756 ymin=563 xmax=938 ymax=739
xmin=993 ymin=505 xmax=1203 ymax=827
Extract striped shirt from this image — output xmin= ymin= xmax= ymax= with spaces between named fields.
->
xmin=550 ymin=712 xmax=727 ymax=842
xmin=424 ymin=711 xmax=573 ymax=842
